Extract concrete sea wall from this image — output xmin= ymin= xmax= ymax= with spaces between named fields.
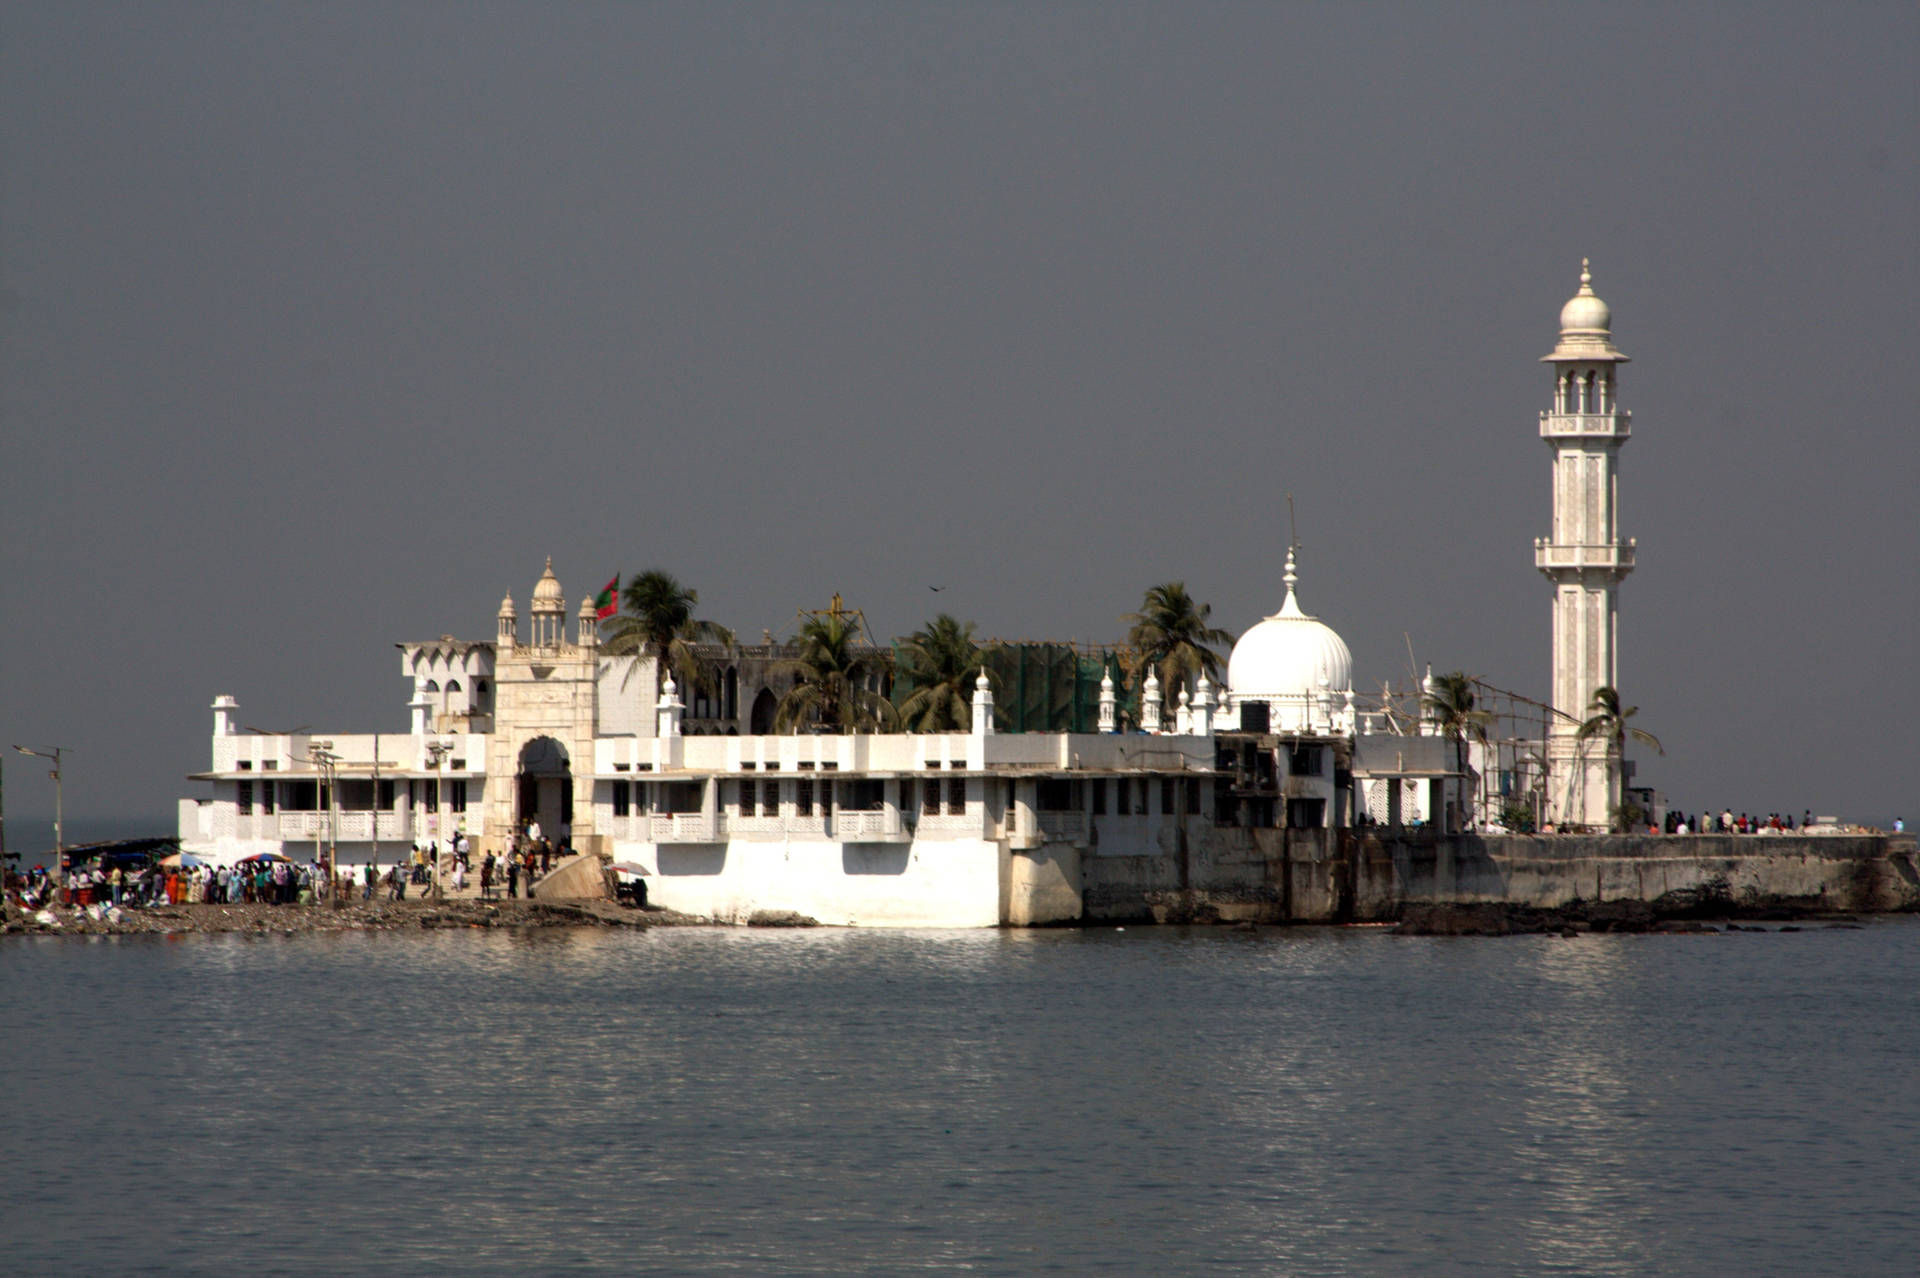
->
xmin=1078 ymin=830 xmax=1920 ymax=924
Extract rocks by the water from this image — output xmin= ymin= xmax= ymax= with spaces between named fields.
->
xmin=1394 ymin=898 xmax=1874 ymax=937
xmin=746 ymin=910 xmax=819 ymax=928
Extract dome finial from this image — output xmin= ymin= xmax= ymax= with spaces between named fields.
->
xmin=1579 ymin=257 xmax=1593 ymax=293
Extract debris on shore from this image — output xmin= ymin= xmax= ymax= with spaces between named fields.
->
xmin=1394 ymin=896 xmax=1866 ymax=937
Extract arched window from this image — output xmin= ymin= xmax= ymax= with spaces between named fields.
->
xmin=473 ymin=679 xmax=490 ymax=712
xmin=725 ymin=667 xmax=739 ymax=721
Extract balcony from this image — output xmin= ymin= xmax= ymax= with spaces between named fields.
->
xmin=276 ymin=811 xmax=412 ymax=841
xmin=832 ymin=809 xmax=909 ymax=842
xmin=1534 ymin=540 xmax=1636 ymax=575
xmin=1539 ymin=411 xmax=1631 ymax=441
xmin=650 ymin=813 xmax=726 ymax=844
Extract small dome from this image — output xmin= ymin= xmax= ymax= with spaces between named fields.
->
xmin=1558 ymin=259 xmax=1611 ymax=334
xmin=1227 ymin=549 xmax=1353 ymax=708
xmin=531 ymin=556 xmax=564 ymax=609
xmin=497 ymin=593 xmax=516 ymax=617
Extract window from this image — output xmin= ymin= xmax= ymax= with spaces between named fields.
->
xmin=377 ymin=780 xmax=395 ymax=809
xmin=263 ymin=783 xmax=276 ymax=815
xmin=846 ymin=779 xmax=885 ymax=811
xmin=761 ymin=782 xmax=779 ymax=817
xmin=923 ymin=778 xmax=942 ymax=816
xmin=1185 ymin=778 xmax=1201 ymax=815
xmin=740 ymin=779 xmax=757 ymax=815
xmin=1091 ymin=779 xmax=1107 ymax=815
xmin=1288 ymin=745 xmax=1323 ymax=777
xmin=613 ymin=785 xmax=630 ymax=817
xmin=1287 ymin=798 xmax=1327 ymax=829
xmin=634 ymin=783 xmax=651 ymax=816
xmin=236 ymin=781 xmax=253 ymax=815
xmin=262 ymin=759 xmax=277 ymax=770
xmin=660 ymin=782 xmax=702 ymax=814
xmin=796 ymin=779 xmax=814 ymax=817
xmin=1161 ymin=778 xmax=1176 ymax=817
xmin=946 ymin=777 xmax=966 ymax=814
xmin=237 ymin=760 xmax=252 ymax=771
xmin=451 ymin=780 xmax=468 ymax=813
xmin=284 ymin=780 xmax=318 ymax=811
xmin=1213 ymin=778 xmax=1236 ymax=826
xmin=1037 ymin=779 xmax=1079 ymax=811
xmin=1115 ymin=778 xmax=1130 ymax=816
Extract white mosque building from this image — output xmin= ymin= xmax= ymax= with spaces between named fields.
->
xmin=178 ymin=263 xmax=1634 ymax=923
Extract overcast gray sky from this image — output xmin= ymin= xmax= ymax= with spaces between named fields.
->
xmin=2 ymin=2 xmax=1914 ymax=843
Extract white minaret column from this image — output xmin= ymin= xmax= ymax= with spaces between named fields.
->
xmin=970 ymin=668 xmax=995 ymax=737
xmin=1535 ymin=259 xmax=1635 ymax=829
xmin=1193 ymin=675 xmax=1214 ymax=739
xmin=657 ymin=672 xmax=684 ymax=738
xmin=1097 ymin=669 xmax=1118 ymax=733
xmin=1141 ymin=670 xmax=1163 ymax=734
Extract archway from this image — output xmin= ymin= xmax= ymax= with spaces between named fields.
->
xmin=749 ymin=687 xmax=778 ymax=735
xmin=516 ymin=736 xmax=572 ymax=841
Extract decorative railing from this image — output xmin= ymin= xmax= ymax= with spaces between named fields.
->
xmin=832 ymin=810 xmax=894 ymax=839
xmin=650 ymin=813 xmax=725 ymax=843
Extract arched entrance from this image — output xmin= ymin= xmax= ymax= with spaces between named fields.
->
xmin=517 ymin=737 xmax=571 ymax=840
xmin=749 ymin=687 xmax=778 ymax=735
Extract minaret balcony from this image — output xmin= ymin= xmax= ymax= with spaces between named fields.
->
xmin=1534 ymin=539 xmax=1636 ymax=574
xmin=1539 ymin=411 xmax=1631 ymax=440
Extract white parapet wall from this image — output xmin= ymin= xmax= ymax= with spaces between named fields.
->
xmin=618 ymin=835 xmax=1004 ymax=927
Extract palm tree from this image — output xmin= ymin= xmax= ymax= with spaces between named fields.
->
xmin=1577 ymin=685 xmax=1663 ymax=832
xmin=1424 ymin=670 xmax=1495 ymax=827
xmin=895 ymin=614 xmax=993 ymax=732
xmin=601 ymin=569 xmax=735 ymax=694
xmin=1123 ymin=582 xmax=1234 ymax=698
xmin=1577 ymin=685 xmax=1663 ymax=758
xmin=1423 ymin=671 xmax=1493 ymax=745
xmin=773 ymin=612 xmax=896 ymax=733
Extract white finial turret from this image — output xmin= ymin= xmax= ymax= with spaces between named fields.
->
xmin=577 ymin=597 xmax=598 ymax=649
xmin=657 ymin=670 xmax=683 ymax=738
xmin=1193 ymin=674 xmax=1213 ymax=739
xmin=970 ymin=666 xmax=995 ymax=737
xmin=212 ymin=694 xmax=239 ymax=737
xmin=1098 ymin=667 xmax=1118 ymax=734
xmin=1141 ymin=668 xmax=1163 ymax=734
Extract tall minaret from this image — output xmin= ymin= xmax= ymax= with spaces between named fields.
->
xmin=1535 ymin=259 xmax=1635 ymax=829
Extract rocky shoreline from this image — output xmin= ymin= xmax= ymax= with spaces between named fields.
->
xmin=1393 ymin=891 xmax=1874 ymax=936
xmin=1 ymin=898 xmax=716 ymax=938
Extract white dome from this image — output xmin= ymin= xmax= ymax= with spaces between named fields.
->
xmin=1558 ymin=259 xmax=1611 ymax=334
xmin=1227 ymin=550 xmax=1353 ymax=704
xmin=531 ymin=556 xmax=565 ymax=609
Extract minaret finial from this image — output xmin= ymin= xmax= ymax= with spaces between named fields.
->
xmin=1283 ymin=545 xmax=1298 ymax=591
xmin=1578 ymin=258 xmax=1593 ymax=293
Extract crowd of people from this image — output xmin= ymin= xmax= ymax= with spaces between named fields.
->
xmin=3 ymin=824 xmax=583 ymax=913
xmin=5 ymin=856 xmax=326 ymax=910
xmin=1665 ymin=809 xmax=1818 ymax=835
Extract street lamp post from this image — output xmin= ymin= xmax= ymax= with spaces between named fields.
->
xmin=308 ymin=742 xmax=340 ymax=906
xmin=13 ymin=744 xmax=69 ymax=873
xmin=425 ymin=740 xmax=452 ymax=903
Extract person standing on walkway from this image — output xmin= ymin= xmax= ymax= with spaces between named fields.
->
xmin=506 ymin=856 xmax=520 ymax=900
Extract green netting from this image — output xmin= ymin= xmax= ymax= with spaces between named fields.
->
xmin=891 ymin=642 xmax=1135 ymax=733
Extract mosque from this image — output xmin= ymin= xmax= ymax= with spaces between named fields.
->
xmin=178 ymin=263 xmax=1641 ymax=924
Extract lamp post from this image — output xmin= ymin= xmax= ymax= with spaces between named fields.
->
xmin=308 ymin=742 xmax=340 ymax=905
xmin=425 ymin=739 xmax=452 ymax=902
xmin=13 ymin=744 xmax=68 ymax=871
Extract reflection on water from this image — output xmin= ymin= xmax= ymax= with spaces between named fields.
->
xmin=3 ymin=922 xmax=1917 ymax=1276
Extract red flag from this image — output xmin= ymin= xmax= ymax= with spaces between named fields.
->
xmin=594 ymin=576 xmax=619 ymax=620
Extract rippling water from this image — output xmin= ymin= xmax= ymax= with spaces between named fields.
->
xmin=5 ymin=920 xmax=1917 ymax=1276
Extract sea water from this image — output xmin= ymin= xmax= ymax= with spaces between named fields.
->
xmin=4 ymin=920 xmax=1916 ymax=1276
